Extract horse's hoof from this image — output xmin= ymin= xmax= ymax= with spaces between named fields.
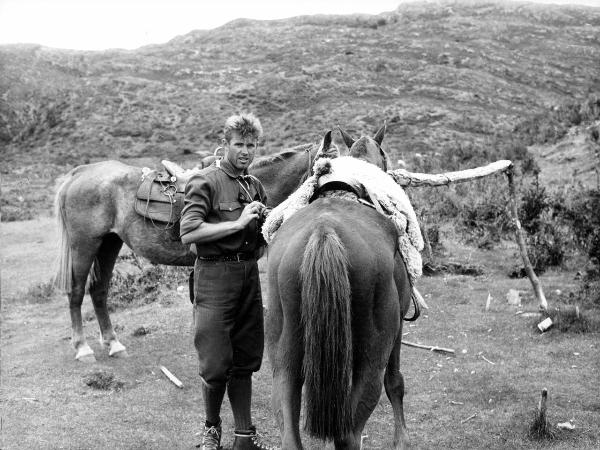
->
xmin=75 ymin=344 xmax=96 ymax=362
xmin=108 ymin=341 xmax=128 ymax=357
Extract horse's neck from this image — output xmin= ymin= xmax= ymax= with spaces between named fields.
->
xmin=250 ymin=147 xmax=315 ymax=207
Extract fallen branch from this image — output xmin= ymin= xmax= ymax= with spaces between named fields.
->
xmin=480 ymin=354 xmax=496 ymax=365
xmin=388 ymin=160 xmax=512 ymax=187
xmin=461 ymin=413 xmax=478 ymax=424
xmin=160 ymin=365 xmax=184 ymax=389
xmin=402 ymin=340 xmax=455 ymax=355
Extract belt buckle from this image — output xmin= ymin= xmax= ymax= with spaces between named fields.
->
xmin=235 ymin=252 xmax=243 ymax=262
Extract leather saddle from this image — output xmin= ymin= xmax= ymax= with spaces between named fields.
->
xmin=134 ymin=163 xmax=190 ymax=226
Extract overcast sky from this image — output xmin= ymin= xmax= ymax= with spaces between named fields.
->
xmin=0 ymin=0 xmax=598 ymax=51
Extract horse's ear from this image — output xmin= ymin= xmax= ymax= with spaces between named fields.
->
xmin=337 ymin=127 xmax=355 ymax=149
xmin=373 ymin=122 xmax=387 ymax=146
xmin=320 ymin=130 xmax=333 ymax=152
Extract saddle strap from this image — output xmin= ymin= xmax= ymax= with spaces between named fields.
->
xmin=309 ymin=180 xmax=363 ymax=203
xmin=362 ymin=184 xmax=385 ymax=215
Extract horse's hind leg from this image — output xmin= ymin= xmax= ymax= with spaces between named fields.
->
xmin=334 ymin=368 xmax=384 ymax=450
xmin=266 ymin=289 xmax=303 ymax=449
xmin=88 ymin=233 xmax=126 ymax=357
xmin=384 ymin=335 xmax=409 ymax=450
xmin=69 ymin=240 xmax=102 ymax=362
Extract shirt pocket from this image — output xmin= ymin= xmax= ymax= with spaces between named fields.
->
xmin=218 ymin=201 xmax=243 ymax=221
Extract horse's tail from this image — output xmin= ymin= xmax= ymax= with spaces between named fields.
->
xmin=54 ymin=173 xmax=73 ymax=293
xmin=301 ymin=224 xmax=353 ymax=440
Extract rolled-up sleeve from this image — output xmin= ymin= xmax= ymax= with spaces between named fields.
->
xmin=180 ymin=174 xmax=212 ymax=239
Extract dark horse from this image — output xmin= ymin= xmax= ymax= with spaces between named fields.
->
xmin=266 ymin=128 xmax=410 ymax=449
xmin=54 ymin=126 xmax=388 ymax=361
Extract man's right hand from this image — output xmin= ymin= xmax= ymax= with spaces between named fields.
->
xmin=237 ymin=201 xmax=264 ymax=227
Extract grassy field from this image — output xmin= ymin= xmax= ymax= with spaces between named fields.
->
xmin=1 ymin=218 xmax=598 ymax=449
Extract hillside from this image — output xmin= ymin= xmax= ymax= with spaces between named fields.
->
xmin=1 ymin=0 xmax=600 ymax=220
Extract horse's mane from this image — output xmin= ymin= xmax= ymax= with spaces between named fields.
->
xmin=250 ymin=143 xmax=316 ymax=169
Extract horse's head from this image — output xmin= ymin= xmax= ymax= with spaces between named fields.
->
xmin=337 ymin=124 xmax=389 ymax=171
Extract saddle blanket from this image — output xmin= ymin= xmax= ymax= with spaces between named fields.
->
xmin=263 ymin=156 xmax=424 ymax=283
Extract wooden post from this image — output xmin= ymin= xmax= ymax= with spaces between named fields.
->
xmin=506 ymin=167 xmax=549 ymax=311
xmin=388 ymin=160 xmax=513 ymax=187
xmin=387 ymin=159 xmax=549 ymax=311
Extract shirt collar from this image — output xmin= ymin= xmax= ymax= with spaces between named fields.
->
xmin=216 ymin=158 xmax=247 ymax=179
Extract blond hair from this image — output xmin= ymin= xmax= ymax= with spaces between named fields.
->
xmin=224 ymin=113 xmax=263 ymax=142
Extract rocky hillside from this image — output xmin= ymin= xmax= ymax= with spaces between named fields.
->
xmin=1 ymin=0 xmax=600 ymax=220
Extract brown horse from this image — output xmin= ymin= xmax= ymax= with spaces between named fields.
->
xmin=55 ymin=142 xmax=317 ymax=361
xmin=266 ymin=126 xmax=410 ymax=449
xmin=54 ymin=126 xmax=388 ymax=362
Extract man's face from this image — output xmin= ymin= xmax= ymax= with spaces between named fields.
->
xmin=225 ymin=131 xmax=258 ymax=172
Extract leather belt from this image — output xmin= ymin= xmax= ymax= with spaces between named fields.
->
xmin=198 ymin=252 xmax=255 ymax=262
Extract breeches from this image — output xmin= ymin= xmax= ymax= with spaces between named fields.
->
xmin=193 ymin=258 xmax=264 ymax=389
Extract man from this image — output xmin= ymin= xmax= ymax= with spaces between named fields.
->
xmin=180 ymin=113 xmax=272 ymax=450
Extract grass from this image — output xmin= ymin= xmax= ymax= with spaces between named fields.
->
xmin=2 ymin=235 xmax=599 ymax=449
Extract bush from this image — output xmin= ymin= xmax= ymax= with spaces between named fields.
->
xmin=558 ymin=188 xmax=600 ymax=261
xmin=459 ymin=182 xmax=512 ymax=248
xmin=524 ymin=224 xmax=568 ymax=273
xmin=110 ymin=256 xmax=189 ymax=308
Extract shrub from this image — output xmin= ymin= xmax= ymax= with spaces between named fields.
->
xmin=524 ymin=224 xmax=568 ymax=273
xmin=459 ymin=181 xmax=512 ymax=247
xmin=110 ymin=256 xmax=189 ymax=308
xmin=557 ymin=188 xmax=600 ymax=261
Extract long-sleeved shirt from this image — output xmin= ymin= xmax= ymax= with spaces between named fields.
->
xmin=180 ymin=158 xmax=267 ymax=257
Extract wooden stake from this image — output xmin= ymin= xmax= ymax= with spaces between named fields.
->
xmin=485 ymin=292 xmax=492 ymax=311
xmin=402 ymin=340 xmax=455 ymax=355
xmin=506 ymin=168 xmax=548 ymax=311
xmin=386 ymin=158 xmax=548 ymax=311
xmin=160 ymin=365 xmax=184 ymax=389
xmin=539 ymin=389 xmax=548 ymax=412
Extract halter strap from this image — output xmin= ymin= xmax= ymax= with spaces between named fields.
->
xmin=305 ymin=146 xmax=313 ymax=176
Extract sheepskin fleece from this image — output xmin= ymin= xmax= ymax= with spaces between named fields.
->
xmin=263 ymin=156 xmax=424 ymax=282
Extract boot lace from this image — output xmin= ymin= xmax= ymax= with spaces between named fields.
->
xmin=199 ymin=424 xmax=221 ymax=450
